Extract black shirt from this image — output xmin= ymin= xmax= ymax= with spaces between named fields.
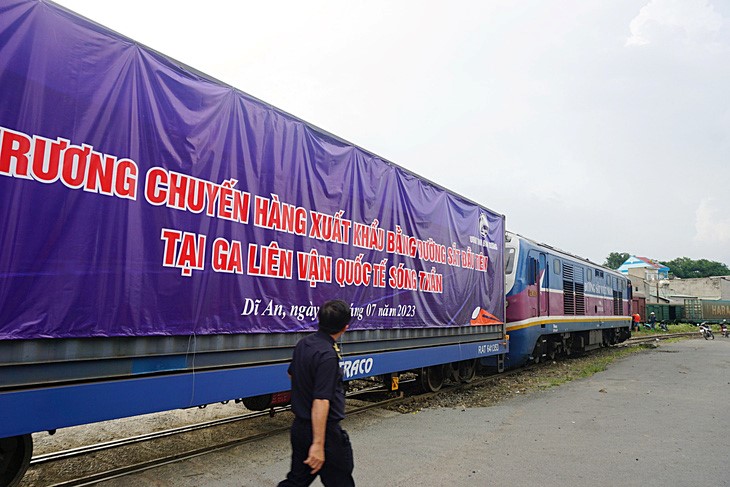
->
xmin=288 ymin=331 xmax=345 ymax=422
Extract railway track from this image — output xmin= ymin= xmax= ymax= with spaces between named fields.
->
xmin=24 ymin=385 xmax=396 ymax=487
xmin=30 ymin=383 xmax=391 ymax=468
xmin=24 ymin=335 xmax=694 ymax=486
xmin=35 ymin=403 xmax=396 ymax=486
xmin=25 ymin=369 xmax=526 ymax=486
xmin=624 ymin=331 xmax=698 ymax=345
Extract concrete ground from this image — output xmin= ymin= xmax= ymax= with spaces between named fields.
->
xmin=102 ymin=339 xmax=730 ymax=487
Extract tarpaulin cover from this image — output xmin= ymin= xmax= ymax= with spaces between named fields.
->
xmin=0 ymin=0 xmax=504 ymax=340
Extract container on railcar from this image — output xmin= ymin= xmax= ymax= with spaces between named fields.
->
xmin=0 ymin=7 xmax=507 ymax=483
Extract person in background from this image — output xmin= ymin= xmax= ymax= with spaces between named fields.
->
xmin=647 ymin=312 xmax=657 ymax=330
xmin=279 ymin=300 xmax=355 ymax=487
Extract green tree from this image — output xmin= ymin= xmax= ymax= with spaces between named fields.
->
xmin=660 ymin=257 xmax=730 ymax=278
xmin=604 ymin=252 xmax=630 ymax=270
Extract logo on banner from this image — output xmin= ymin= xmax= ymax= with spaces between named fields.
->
xmin=470 ymin=212 xmax=497 ymax=250
xmin=479 ymin=213 xmax=490 ymax=239
xmin=470 ymin=306 xmax=503 ymax=325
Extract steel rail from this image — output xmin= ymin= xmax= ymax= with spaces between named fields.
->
xmin=44 ymin=393 xmax=406 ymax=487
xmin=31 ymin=384 xmax=388 ymax=466
xmin=624 ymin=332 xmax=698 ymax=344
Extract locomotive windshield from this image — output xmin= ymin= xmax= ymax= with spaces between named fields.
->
xmin=505 ymin=247 xmax=516 ymax=275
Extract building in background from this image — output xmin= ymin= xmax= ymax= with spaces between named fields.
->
xmin=618 ymin=256 xmax=670 ymax=280
xmin=665 ymin=276 xmax=730 ymax=302
xmin=621 ymin=254 xmax=730 ymax=322
xmin=619 ymin=256 xmax=671 ymax=305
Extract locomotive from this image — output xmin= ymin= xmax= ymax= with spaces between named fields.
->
xmin=502 ymin=232 xmax=632 ymax=368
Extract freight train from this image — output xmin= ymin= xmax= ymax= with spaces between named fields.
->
xmin=0 ymin=2 xmax=629 ymax=485
xmin=639 ymin=299 xmax=730 ymax=325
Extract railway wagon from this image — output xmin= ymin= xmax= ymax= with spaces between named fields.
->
xmin=0 ymin=2 xmax=507 ymax=484
xmin=631 ymin=296 xmax=646 ymax=323
xmin=499 ymin=232 xmax=632 ymax=368
xmin=645 ymin=303 xmax=685 ymax=324
xmin=683 ymin=298 xmax=730 ymax=323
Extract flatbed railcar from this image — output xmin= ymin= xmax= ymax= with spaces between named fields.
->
xmin=498 ymin=232 xmax=632 ymax=368
xmin=0 ymin=2 xmax=507 ymax=485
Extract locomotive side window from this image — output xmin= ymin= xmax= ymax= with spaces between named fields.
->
xmin=627 ymin=279 xmax=632 ymax=301
xmin=528 ymin=257 xmax=538 ymax=285
xmin=505 ymin=247 xmax=516 ymax=274
xmin=613 ymin=280 xmax=623 ymax=315
xmin=553 ymin=259 xmax=561 ymax=275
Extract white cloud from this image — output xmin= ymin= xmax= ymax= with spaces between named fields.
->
xmin=626 ymin=0 xmax=724 ymax=46
xmin=695 ymin=197 xmax=730 ymax=244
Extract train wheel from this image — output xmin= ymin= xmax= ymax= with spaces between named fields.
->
xmin=531 ymin=342 xmax=543 ymax=364
xmin=0 ymin=434 xmax=33 ymax=487
xmin=419 ymin=365 xmax=445 ymax=392
xmin=563 ymin=336 xmax=573 ymax=357
xmin=241 ymin=394 xmax=273 ymax=411
xmin=458 ymin=359 xmax=477 ymax=383
xmin=547 ymin=347 xmax=557 ymax=361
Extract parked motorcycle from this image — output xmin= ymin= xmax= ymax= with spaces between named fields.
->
xmin=698 ymin=322 xmax=714 ymax=340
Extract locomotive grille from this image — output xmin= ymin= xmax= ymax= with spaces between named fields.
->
xmin=563 ymin=280 xmax=575 ymax=314
xmin=613 ymin=291 xmax=622 ymax=315
xmin=575 ymin=282 xmax=586 ymax=314
xmin=564 ymin=264 xmax=574 ymax=281
xmin=562 ymin=264 xmax=586 ymax=315
xmin=563 ymin=264 xmax=575 ymax=315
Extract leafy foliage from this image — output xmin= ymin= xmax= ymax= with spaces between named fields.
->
xmin=604 ymin=252 xmax=630 ymax=270
xmin=659 ymin=257 xmax=730 ymax=278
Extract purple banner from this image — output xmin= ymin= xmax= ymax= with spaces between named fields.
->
xmin=0 ymin=0 xmax=504 ymax=339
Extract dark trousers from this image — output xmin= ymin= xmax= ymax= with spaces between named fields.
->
xmin=278 ymin=418 xmax=355 ymax=487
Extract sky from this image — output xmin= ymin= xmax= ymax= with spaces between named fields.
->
xmin=54 ymin=0 xmax=730 ymax=267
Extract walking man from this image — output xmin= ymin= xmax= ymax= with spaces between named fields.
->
xmin=279 ymin=300 xmax=355 ymax=487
